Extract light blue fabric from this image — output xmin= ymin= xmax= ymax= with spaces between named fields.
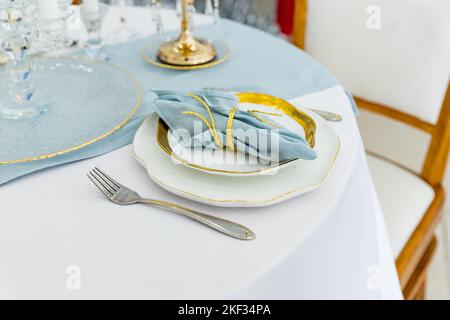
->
xmin=0 ymin=19 xmax=352 ymax=186
xmin=153 ymin=89 xmax=316 ymax=162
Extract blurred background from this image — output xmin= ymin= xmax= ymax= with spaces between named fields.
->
xmin=108 ymin=0 xmax=284 ymax=34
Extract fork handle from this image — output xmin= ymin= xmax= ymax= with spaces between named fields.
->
xmin=140 ymin=199 xmax=256 ymax=240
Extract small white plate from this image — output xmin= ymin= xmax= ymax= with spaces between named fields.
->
xmin=133 ymin=106 xmax=340 ymax=208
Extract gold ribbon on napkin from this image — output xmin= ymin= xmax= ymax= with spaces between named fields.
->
xmin=182 ymin=93 xmax=281 ymax=151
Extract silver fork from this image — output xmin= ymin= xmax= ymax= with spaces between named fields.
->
xmin=87 ymin=167 xmax=255 ymax=241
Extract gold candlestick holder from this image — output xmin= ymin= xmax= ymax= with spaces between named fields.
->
xmin=157 ymin=0 xmax=217 ymax=66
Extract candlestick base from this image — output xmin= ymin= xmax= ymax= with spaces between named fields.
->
xmin=157 ymin=37 xmax=217 ymax=66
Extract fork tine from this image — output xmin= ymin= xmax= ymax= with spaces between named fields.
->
xmin=94 ymin=167 xmax=122 ymax=190
xmin=89 ymin=169 xmax=117 ymax=194
xmin=87 ymin=172 xmax=113 ymax=198
xmin=91 ymin=168 xmax=118 ymax=192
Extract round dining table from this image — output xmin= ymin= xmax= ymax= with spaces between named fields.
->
xmin=0 ymin=6 xmax=402 ymax=299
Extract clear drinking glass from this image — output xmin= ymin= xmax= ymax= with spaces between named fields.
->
xmin=150 ymin=0 xmax=164 ymax=35
xmin=0 ymin=0 xmax=48 ymax=119
xmin=80 ymin=3 xmax=108 ymax=60
xmin=0 ymin=0 xmax=73 ymax=120
xmin=211 ymin=0 xmax=220 ymax=25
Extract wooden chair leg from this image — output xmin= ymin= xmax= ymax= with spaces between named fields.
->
xmin=403 ymin=236 xmax=437 ymax=300
xmin=414 ymin=279 xmax=426 ymax=300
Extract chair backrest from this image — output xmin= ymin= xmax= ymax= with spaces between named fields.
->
xmin=293 ymin=0 xmax=450 ymax=186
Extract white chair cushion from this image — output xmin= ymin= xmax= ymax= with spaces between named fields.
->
xmin=305 ymin=0 xmax=450 ymax=124
xmin=367 ymin=154 xmax=435 ymax=258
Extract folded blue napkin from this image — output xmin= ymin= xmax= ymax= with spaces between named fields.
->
xmin=152 ymin=89 xmax=317 ymax=163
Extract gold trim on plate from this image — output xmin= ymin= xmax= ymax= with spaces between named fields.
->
xmin=156 ymin=92 xmax=317 ymax=175
xmin=0 ymin=58 xmax=143 ymax=166
xmin=133 ymin=113 xmax=340 ymax=205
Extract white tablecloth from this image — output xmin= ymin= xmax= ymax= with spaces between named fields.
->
xmin=0 ymin=7 xmax=402 ymax=299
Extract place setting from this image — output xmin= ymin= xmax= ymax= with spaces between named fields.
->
xmin=0 ymin=0 xmax=343 ymax=240
xmin=134 ymin=89 xmax=341 ymax=208
xmin=81 ymin=85 xmax=342 ymax=240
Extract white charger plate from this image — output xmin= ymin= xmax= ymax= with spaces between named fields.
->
xmin=133 ymin=105 xmax=340 ymax=208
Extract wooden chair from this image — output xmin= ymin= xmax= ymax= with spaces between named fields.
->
xmin=292 ymin=0 xmax=450 ymax=299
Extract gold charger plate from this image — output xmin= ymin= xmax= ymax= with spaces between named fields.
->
xmin=156 ymin=92 xmax=317 ymax=176
xmin=141 ymin=39 xmax=231 ymax=71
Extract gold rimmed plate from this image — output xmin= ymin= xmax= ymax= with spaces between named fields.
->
xmin=133 ymin=106 xmax=340 ymax=207
xmin=156 ymin=93 xmax=317 ymax=177
xmin=0 ymin=57 xmax=142 ymax=165
xmin=141 ymin=38 xmax=231 ymax=71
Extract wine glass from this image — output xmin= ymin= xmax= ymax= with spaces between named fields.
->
xmin=80 ymin=2 xmax=108 ymax=60
xmin=211 ymin=0 xmax=220 ymax=25
xmin=151 ymin=0 xmax=164 ymax=36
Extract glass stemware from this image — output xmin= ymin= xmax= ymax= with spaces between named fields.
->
xmin=0 ymin=0 xmax=74 ymax=119
xmin=35 ymin=2 xmax=70 ymax=56
xmin=151 ymin=0 xmax=164 ymax=35
xmin=211 ymin=0 xmax=220 ymax=25
xmin=0 ymin=0 xmax=46 ymax=119
xmin=80 ymin=2 xmax=108 ymax=61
